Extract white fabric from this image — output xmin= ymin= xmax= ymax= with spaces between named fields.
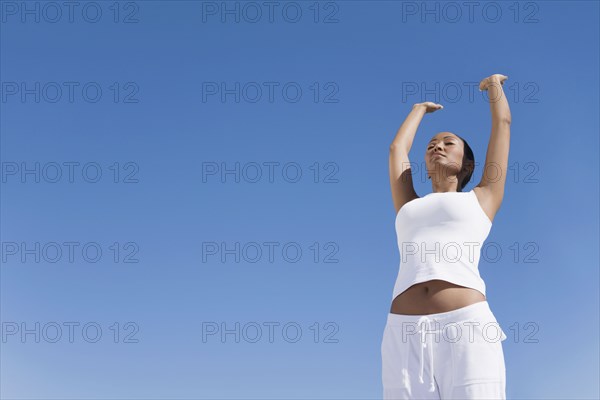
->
xmin=391 ymin=190 xmax=492 ymax=301
xmin=381 ymin=300 xmax=507 ymax=399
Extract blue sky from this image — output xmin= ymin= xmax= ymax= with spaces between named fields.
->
xmin=1 ymin=1 xmax=598 ymax=399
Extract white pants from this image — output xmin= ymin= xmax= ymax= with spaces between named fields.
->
xmin=381 ymin=300 xmax=507 ymax=399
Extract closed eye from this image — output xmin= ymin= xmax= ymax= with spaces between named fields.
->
xmin=428 ymin=142 xmax=454 ymax=149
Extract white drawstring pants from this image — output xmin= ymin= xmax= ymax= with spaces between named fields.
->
xmin=381 ymin=300 xmax=507 ymax=399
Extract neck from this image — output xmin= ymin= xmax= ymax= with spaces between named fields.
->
xmin=430 ymin=181 xmax=461 ymax=193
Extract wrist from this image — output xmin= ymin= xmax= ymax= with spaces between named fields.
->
xmin=487 ymin=78 xmax=503 ymax=90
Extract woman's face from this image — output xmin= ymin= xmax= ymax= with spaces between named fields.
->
xmin=425 ymin=133 xmax=465 ymax=179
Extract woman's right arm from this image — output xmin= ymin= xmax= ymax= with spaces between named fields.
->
xmin=389 ymin=102 xmax=443 ymax=214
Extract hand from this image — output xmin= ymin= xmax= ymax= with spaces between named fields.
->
xmin=413 ymin=102 xmax=444 ymax=114
xmin=479 ymin=74 xmax=508 ymax=91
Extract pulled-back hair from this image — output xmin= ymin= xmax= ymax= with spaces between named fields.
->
xmin=455 ymin=135 xmax=475 ymax=191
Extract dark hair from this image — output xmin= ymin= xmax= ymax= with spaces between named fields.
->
xmin=455 ymin=135 xmax=475 ymax=191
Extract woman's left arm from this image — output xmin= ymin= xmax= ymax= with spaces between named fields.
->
xmin=477 ymin=74 xmax=511 ymax=210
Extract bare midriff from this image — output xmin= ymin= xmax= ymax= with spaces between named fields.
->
xmin=390 ymin=279 xmax=486 ymax=315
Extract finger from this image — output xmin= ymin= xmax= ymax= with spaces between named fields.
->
xmin=479 ymin=78 xmax=487 ymax=91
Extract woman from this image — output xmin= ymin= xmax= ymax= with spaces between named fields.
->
xmin=381 ymin=74 xmax=511 ymax=399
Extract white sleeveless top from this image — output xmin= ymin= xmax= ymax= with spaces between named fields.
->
xmin=391 ymin=189 xmax=493 ymax=301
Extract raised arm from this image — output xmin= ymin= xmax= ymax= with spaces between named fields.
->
xmin=389 ymin=102 xmax=443 ymax=214
xmin=476 ymin=74 xmax=512 ymax=216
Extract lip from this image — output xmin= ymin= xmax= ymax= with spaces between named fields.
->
xmin=431 ymin=154 xmax=446 ymax=158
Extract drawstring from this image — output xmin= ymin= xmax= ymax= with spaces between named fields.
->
xmin=417 ymin=315 xmax=436 ymax=392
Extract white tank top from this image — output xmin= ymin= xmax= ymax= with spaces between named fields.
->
xmin=391 ymin=189 xmax=492 ymax=301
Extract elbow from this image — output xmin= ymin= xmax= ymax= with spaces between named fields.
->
xmin=492 ymin=112 xmax=511 ymax=125
xmin=498 ymin=115 xmax=512 ymax=125
xmin=492 ymin=117 xmax=512 ymax=127
xmin=390 ymin=143 xmax=408 ymax=153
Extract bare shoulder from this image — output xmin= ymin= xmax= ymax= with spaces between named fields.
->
xmin=395 ymin=193 xmax=421 ymax=216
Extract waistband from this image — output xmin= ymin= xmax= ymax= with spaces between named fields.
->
xmin=385 ymin=300 xmax=499 ymax=393
xmin=386 ymin=300 xmax=491 ymax=326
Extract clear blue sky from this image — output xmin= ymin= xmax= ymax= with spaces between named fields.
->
xmin=1 ymin=1 xmax=598 ymax=399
